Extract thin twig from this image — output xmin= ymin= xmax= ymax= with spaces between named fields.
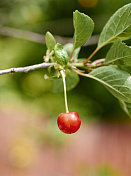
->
xmin=0 ymin=25 xmax=45 ymax=43
xmin=86 ymin=58 xmax=105 ymax=67
xmin=0 ymin=25 xmax=99 ymax=46
xmin=92 ymin=58 xmax=105 ymax=65
xmin=0 ymin=62 xmax=54 ymax=75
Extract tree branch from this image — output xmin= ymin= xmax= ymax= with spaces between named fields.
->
xmin=0 ymin=25 xmax=99 ymax=46
xmin=0 ymin=62 xmax=54 ymax=75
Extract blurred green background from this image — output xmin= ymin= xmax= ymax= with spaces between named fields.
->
xmin=0 ymin=0 xmax=131 ymax=122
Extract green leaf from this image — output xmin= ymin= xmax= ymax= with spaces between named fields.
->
xmin=105 ymin=39 xmax=131 ymax=66
xmin=98 ymin=3 xmax=131 ymax=48
xmin=118 ymin=65 xmax=131 ymax=74
xmin=45 ymin=31 xmax=56 ymax=51
xmin=64 ymin=43 xmax=81 ymax=62
xmin=44 ymin=66 xmax=59 ymax=80
xmin=89 ymin=65 xmax=131 ymax=103
xmin=118 ymin=26 xmax=131 ymax=41
xmin=53 ymin=69 xmax=80 ymax=93
xmin=64 ymin=43 xmax=80 ymax=58
xmin=73 ymin=10 xmax=94 ymax=49
xmin=54 ymin=43 xmax=69 ymax=66
xmin=119 ymin=100 xmax=131 ymax=118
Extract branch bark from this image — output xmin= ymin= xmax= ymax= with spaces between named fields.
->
xmin=0 ymin=25 xmax=99 ymax=46
xmin=0 ymin=62 xmax=54 ymax=75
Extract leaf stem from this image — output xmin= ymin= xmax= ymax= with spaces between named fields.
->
xmin=71 ymin=62 xmax=85 ymax=68
xmin=70 ymin=58 xmax=106 ymax=69
xmin=69 ymin=48 xmax=75 ymax=62
xmin=60 ymin=70 xmax=69 ymax=113
xmin=84 ymin=47 xmax=100 ymax=64
xmin=73 ymin=67 xmax=89 ymax=77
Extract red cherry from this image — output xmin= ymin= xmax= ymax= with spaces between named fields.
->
xmin=57 ymin=111 xmax=81 ymax=134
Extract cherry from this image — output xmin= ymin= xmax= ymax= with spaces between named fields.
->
xmin=57 ymin=111 xmax=81 ymax=134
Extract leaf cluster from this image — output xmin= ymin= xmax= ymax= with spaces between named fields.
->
xmin=44 ymin=4 xmax=131 ymax=117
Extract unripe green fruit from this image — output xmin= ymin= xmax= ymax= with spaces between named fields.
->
xmin=54 ymin=43 xmax=69 ymax=66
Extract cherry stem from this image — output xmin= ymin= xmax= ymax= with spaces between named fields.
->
xmin=60 ymin=70 xmax=69 ymax=113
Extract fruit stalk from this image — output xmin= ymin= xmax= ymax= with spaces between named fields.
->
xmin=60 ymin=70 xmax=69 ymax=113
